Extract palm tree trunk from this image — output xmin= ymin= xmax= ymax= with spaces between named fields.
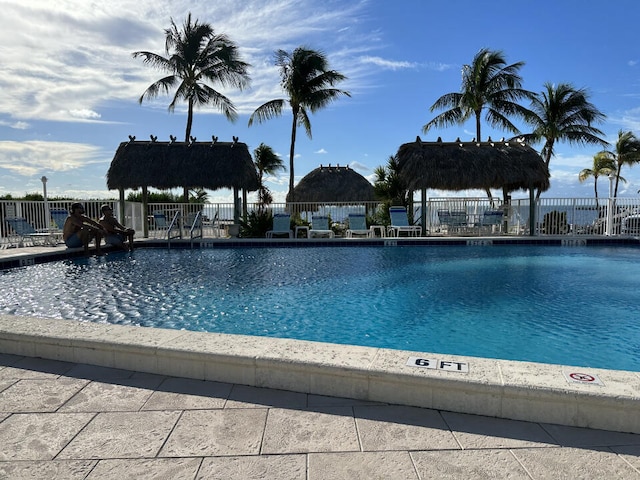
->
xmin=614 ymin=165 xmax=622 ymax=199
xmin=183 ymin=99 xmax=195 ymax=202
xmin=288 ymin=108 xmax=298 ymax=202
xmin=535 ymin=141 xmax=554 ymax=200
xmin=594 ymin=177 xmax=599 ymax=209
xmin=475 ymin=111 xmax=493 ymax=201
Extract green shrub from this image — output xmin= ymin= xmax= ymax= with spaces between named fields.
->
xmin=240 ymin=210 xmax=273 ymax=238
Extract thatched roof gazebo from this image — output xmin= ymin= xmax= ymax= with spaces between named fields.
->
xmin=396 ymin=137 xmax=549 ymax=193
xmin=107 ymin=136 xmax=259 ymax=236
xmin=286 ymin=164 xmax=374 ymax=203
xmin=395 ymin=137 xmax=550 ymax=235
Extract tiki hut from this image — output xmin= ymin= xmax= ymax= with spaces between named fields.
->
xmin=396 ymin=137 xmax=549 ymax=193
xmin=107 ymin=136 xmax=259 ymax=236
xmin=286 ymin=164 xmax=374 ymax=203
xmin=395 ymin=137 xmax=550 ymax=235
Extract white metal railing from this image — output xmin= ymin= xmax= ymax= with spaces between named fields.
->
xmin=3 ymin=198 xmax=640 ymax=243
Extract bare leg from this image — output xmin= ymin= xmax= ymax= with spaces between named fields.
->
xmin=94 ymin=232 xmax=103 ymax=255
xmin=78 ymin=230 xmax=92 ymax=256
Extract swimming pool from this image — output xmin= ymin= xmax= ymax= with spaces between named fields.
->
xmin=2 ymin=245 xmax=639 ymax=371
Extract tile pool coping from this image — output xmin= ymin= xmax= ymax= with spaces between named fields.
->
xmin=1 ymin=237 xmax=640 ymax=434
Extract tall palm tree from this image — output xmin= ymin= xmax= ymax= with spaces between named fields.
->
xmin=133 ymin=13 xmax=250 ymax=200
xmin=422 ymin=48 xmax=535 ymax=199
xmin=578 ymin=152 xmax=618 ymax=208
xmin=602 ymin=130 xmax=640 ymax=198
xmin=253 ymin=143 xmax=285 ymax=208
xmin=248 ymin=47 xmax=350 ymax=202
xmin=522 ymin=82 xmax=607 ymax=199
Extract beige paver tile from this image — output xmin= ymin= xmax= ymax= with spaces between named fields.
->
xmin=611 ymin=444 xmax=640 ymax=469
xmin=541 ymin=423 xmax=640 ymax=447
xmin=225 ymin=384 xmax=307 ymax=409
xmin=0 ymin=378 xmax=88 ymax=412
xmin=0 ymin=366 xmax=63 ymax=380
xmin=0 ymin=460 xmax=97 ymax=479
xmin=198 ymin=454 xmax=306 ymax=480
xmin=0 ymin=353 xmax=23 ymax=366
xmin=512 ymin=446 xmax=640 ymax=479
xmin=309 ymin=451 xmax=419 ymax=480
xmin=411 ymin=449 xmax=531 ymax=479
xmin=441 ymin=411 xmax=557 ymax=449
xmin=58 ymin=377 xmax=161 ymax=412
xmin=355 ymin=405 xmax=459 ymax=451
xmin=12 ymin=356 xmax=75 ymax=375
xmin=160 ymin=409 xmax=267 ymax=457
xmin=141 ymin=377 xmax=231 ymax=410
xmin=87 ymin=458 xmax=201 ymax=479
xmin=0 ymin=379 xmax=15 ymax=393
xmin=0 ymin=412 xmax=95 ymax=461
xmin=57 ymin=411 xmax=180 ymax=459
xmin=262 ymin=407 xmax=360 ymax=454
xmin=64 ymin=364 xmax=135 ymax=380
xmin=307 ymin=394 xmax=384 ymax=407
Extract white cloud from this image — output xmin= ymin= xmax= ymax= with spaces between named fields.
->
xmin=0 ymin=0 xmax=376 ymax=122
xmin=0 ymin=120 xmax=29 ymax=129
xmin=359 ymin=56 xmax=418 ymax=70
xmin=315 ymin=148 xmax=328 ymax=154
xmin=349 ymin=160 xmax=370 ymax=172
xmin=0 ymin=140 xmax=107 ymax=176
xmin=68 ymin=109 xmax=102 ymax=120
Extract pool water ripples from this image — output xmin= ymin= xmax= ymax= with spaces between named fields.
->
xmin=2 ymin=245 xmax=640 ymax=371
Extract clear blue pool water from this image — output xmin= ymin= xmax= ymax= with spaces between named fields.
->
xmin=2 ymin=245 xmax=639 ymax=371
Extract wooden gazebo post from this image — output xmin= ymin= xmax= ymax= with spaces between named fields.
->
xmin=529 ymin=184 xmax=536 ymax=236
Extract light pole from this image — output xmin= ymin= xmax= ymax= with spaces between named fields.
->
xmin=41 ymin=176 xmax=50 ymax=231
xmin=606 ymin=173 xmax=615 ymax=236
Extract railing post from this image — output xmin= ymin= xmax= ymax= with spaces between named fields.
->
xmin=606 ymin=196 xmax=614 ymax=236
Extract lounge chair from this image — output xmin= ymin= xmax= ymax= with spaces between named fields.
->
xmin=438 ymin=209 xmax=469 ymax=234
xmin=480 ymin=210 xmax=503 ymax=233
xmin=345 ymin=213 xmax=371 ymax=238
xmin=50 ymin=208 xmax=68 ymax=231
xmin=152 ymin=211 xmax=181 ymax=239
xmin=309 ymin=215 xmax=335 ymax=238
xmin=622 ymin=214 xmax=640 ymax=235
xmin=266 ymin=213 xmax=293 ymax=238
xmin=388 ymin=206 xmax=421 ymax=237
xmin=48 ymin=208 xmax=68 ymax=242
xmin=5 ymin=217 xmax=57 ymax=246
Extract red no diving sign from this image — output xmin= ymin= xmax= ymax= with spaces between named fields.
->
xmin=563 ymin=371 xmax=604 ymax=386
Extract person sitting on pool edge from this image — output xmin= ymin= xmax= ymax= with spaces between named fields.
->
xmin=63 ymin=202 xmax=105 ymax=256
xmin=99 ymin=204 xmax=135 ymax=251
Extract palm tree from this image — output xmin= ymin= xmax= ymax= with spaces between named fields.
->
xmin=578 ymin=152 xmax=618 ymax=208
xmin=253 ymin=143 xmax=285 ymax=208
xmin=248 ymin=47 xmax=350 ymax=202
xmin=133 ymin=13 xmax=250 ymax=200
xmin=373 ymin=155 xmax=411 ymax=223
xmin=602 ymin=130 xmax=640 ymax=198
xmin=522 ymin=83 xmax=607 ymax=199
xmin=422 ymin=48 xmax=535 ymax=199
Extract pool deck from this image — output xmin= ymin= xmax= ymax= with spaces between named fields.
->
xmin=1 ymin=241 xmax=640 ymax=478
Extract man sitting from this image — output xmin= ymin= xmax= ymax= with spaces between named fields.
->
xmin=99 ymin=204 xmax=135 ymax=251
xmin=63 ymin=203 xmax=104 ymax=256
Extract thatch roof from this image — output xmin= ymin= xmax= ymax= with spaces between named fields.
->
xmin=106 ymin=137 xmax=259 ymax=191
xmin=287 ymin=165 xmax=375 ymax=203
xmin=396 ymin=137 xmax=550 ymax=192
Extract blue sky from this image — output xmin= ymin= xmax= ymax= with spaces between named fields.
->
xmin=1 ymin=0 xmax=639 ymax=202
